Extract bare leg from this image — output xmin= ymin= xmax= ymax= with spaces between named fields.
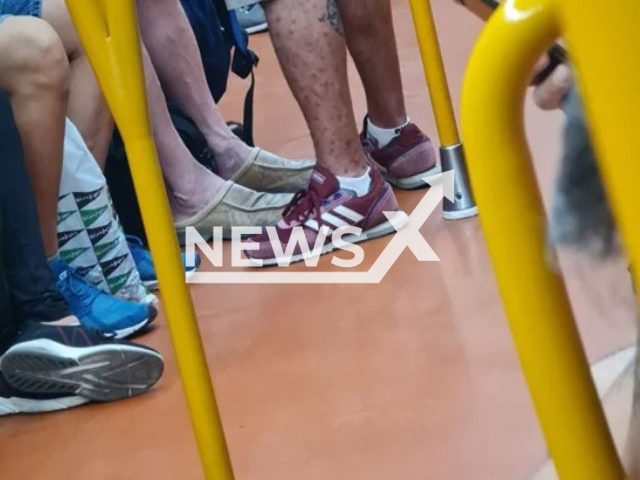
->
xmin=335 ymin=0 xmax=407 ymax=128
xmin=41 ymin=0 xmax=113 ymax=166
xmin=135 ymin=0 xmax=252 ymax=179
xmin=42 ymin=0 xmax=227 ymax=220
xmin=263 ymin=0 xmax=367 ymax=177
xmin=138 ymin=45 xmax=227 ymax=221
xmin=0 ymin=17 xmax=67 ymax=257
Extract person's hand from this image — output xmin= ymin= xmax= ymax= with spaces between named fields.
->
xmin=531 ymin=54 xmax=573 ymax=110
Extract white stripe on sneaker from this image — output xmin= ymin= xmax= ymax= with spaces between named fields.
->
xmin=304 ymin=219 xmax=319 ymax=231
xmin=334 ymin=205 xmax=364 ymax=223
xmin=304 ymin=219 xmax=334 ymax=235
xmin=321 ymin=212 xmax=351 ymax=229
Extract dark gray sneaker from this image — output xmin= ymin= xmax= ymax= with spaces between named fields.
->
xmin=0 ymin=322 xmax=164 ymax=408
xmin=237 ymin=4 xmax=268 ymax=34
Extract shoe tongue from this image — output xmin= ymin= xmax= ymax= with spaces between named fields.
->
xmin=309 ymin=166 xmax=340 ymax=198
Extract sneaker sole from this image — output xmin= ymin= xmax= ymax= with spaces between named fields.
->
xmin=1 ymin=339 xmax=164 ymax=402
xmin=112 ymin=315 xmax=152 ymax=340
xmin=110 ymin=304 xmax=159 ymax=340
xmin=142 ymin=268 xmax=200 ymax=292
xmin=442 ymin=205 xmax=479 ymax=220
xmin=385 ymin=164 xmax=442 ymax=190
xmin=0 ymin=394 xmax=88 ymax=416
xmin=244 ymin=22 xmax=268 ymax=34
xmin=249 ymin=213 xmax=408 ymax=267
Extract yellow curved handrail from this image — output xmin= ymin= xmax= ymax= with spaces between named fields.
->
xmin=64 ymin=1 xmax=235 ymax=479
xmin=462 ymin=0 xmax=635 ymax=479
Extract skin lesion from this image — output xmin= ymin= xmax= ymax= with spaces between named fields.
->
xmin=318 ymin=0 xmax=344 ymax=37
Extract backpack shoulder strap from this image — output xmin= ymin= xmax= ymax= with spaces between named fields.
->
xmin=213 ymin=0 xmax=259 ymax=147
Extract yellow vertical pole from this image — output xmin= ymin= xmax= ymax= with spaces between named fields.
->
xmin=461 ymin=0 xmax=628 ymax=479
xmin=64 ymin=1 xmax=235 ymax=479
xmin=408 ymin=0 xmax=478 ymax=219
xmin=408 ymin=0 xmax=460 ymax=146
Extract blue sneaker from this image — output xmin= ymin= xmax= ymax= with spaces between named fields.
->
xmin=50 ymin=259 xmax=156 ymax=339
xmin=127 ymin=236 xmax=201 ymax=291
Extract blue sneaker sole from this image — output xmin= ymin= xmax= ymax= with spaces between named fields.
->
xmin=109 ymin=304 xmax=158 ymax=340
xmin=1 ymin=339 xmax=164 ymax=402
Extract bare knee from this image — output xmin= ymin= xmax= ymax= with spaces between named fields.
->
xmin=3 ymin=17 xmax=70 ymax=98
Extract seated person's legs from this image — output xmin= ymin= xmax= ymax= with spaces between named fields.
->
xmin=0 ymin=93 xmax=71 ymax=327
xmin=136 ymin=0 xmax=313 ymax=184
xmin=136 ymin=0 xmax=254 ymax=179
xmin=0 ymin=207 xmax=17 ymax=355
xmin=42 ymin=0 xmax=310 ymax=232
xmin=0 ymin=15 xmax=67 ymax=259
xmin=0 ymin=88 xmax=163 ymax=416
xmin=134 ymin=0 xmax=314 ymax=231
xmin=0 ymin=17 xmax=154 ymax=339
xmin=41 ymin=0 xmax=113 ymax=165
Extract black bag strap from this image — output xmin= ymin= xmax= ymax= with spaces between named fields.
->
xmin=232 ymin=47 xmax=259 ymax=147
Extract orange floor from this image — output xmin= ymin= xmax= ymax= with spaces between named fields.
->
xmin=1 ymin=1 xmax=637 ymax=480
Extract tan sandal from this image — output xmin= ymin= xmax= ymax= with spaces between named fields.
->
xmin=174 ymin=181 xmax=292 ymax=239
xmin=232 ymin=148 xmax=315 ymax=193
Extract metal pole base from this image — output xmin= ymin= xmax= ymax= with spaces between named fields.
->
xmin=441 ymin=143 xmax=479 ymax=220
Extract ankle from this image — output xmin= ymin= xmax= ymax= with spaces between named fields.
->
xmin=366 ymin=116 xmax=410 ymax=148
xmin=366 ymin=107 xmax=409 ymax=129
xmin=169 ymin=172 xmax=227 ymax=222
xmin=337 ymin=166 xmax=371 ymax=197
xmin=203 ymin=126 xmax=245 ymax=153
xmin=214 ymin=138 xmax=253 ymax=179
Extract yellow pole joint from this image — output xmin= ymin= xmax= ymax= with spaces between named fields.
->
xmin=64 ymin=1 xmax=235 ymax=479
xmin=409 ymin=0 xmax=478 ymax=219
xmin=461 ymin=0 xmax=627 ymax=479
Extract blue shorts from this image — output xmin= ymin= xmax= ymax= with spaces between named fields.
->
xmin=0 ymin=0 xmax=42 ymax=25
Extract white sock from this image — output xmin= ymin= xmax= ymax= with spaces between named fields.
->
xmin=366 ymin=117 xmax=410 ymax=148
xmin=337 ymin=166 xmax=371 ymax=197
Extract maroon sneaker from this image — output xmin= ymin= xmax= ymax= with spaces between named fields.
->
xmin=361 ymin=118 xmax=440 ymax=190
xmin=242 ymin=165 xmax=406 ymax=266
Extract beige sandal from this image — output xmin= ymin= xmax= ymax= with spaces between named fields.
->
xmin=232 ymin=148 xmax=315 ymax=193
xmin=174 ymin=181 xmax=292 ymax=239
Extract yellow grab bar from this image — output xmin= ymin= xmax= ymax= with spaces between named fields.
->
xmin=461 ymin=0 xmax=631 ymax=479
xmin=64 ymin=1 xmax=235 ymax=478
xmin=556 ymin=0 xmax=640 ymax=295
